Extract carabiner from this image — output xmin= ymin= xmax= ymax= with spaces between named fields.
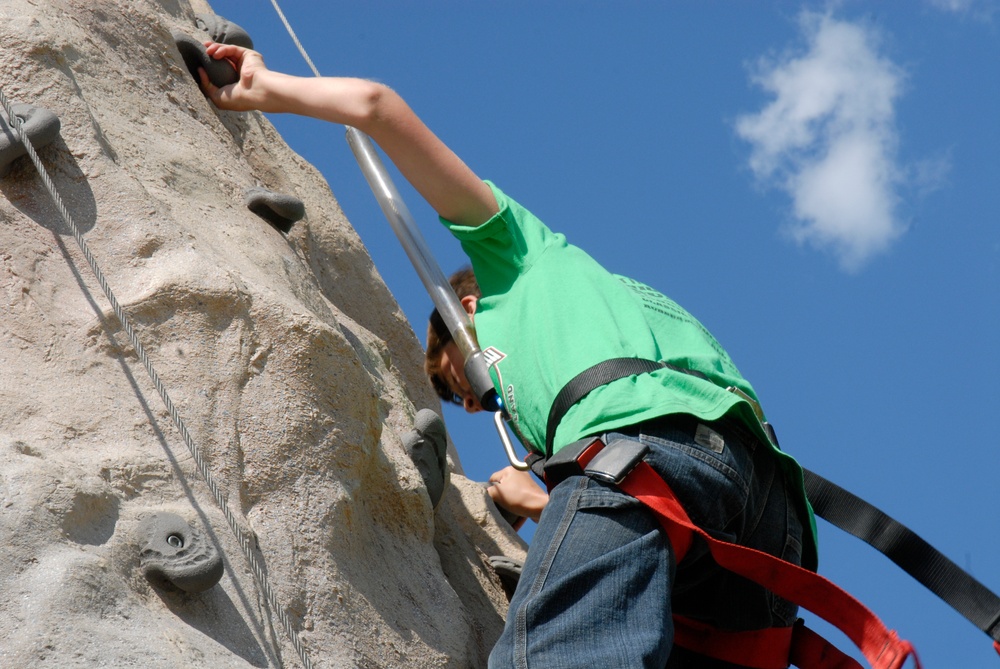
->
xmin=493 ymin=411 xmax=530 ymax=471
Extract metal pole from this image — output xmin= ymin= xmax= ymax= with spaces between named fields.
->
xmin=345 ymin=127 xmax=502 ymax=415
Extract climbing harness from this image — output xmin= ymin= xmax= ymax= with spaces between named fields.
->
xmin=540 ymin=356 xmax=1000 ymax=667
xmin=268 ymin=0 xmax=532 ymax=472
xmin=0 ymin=87 xmax=315 ymax=669
xmin=541 ymin=433 xmax=920 ymax=669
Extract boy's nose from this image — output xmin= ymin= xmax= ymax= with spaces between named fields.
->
xmin=463 ymin=393 xmax=483 ymax=413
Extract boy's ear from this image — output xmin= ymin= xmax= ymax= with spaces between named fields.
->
xmin=459 ymin=295 xmax=478 ymax=317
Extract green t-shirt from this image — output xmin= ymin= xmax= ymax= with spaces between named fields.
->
xmin=443 ymin=182 xmax=817 ymax=563
xmin=445 ymin=183 xmax=763 ymax=452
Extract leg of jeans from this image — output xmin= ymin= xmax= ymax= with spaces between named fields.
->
xmin=637 ymin=420 xmax=804 ymax=631
xmin=490 ymin=418 xmax=807 ymax=669
xmin=489 ymin=474 xmax=674 ymax=669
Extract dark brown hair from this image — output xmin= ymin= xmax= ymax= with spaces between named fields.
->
xmin=425 ymin=267 xmax=481 ymax=404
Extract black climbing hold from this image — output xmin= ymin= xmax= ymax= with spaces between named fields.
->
xmin=487 ymin=555 xmax=523 ymax=601
xmin=173 ymin=32 xmax=239 ymax=89
xmin=244 ymin=187 xmax=306 ymax=233
xmin=402 ymin=408 xmax=450 ymax=509
xmin=137 ymin=512 xmax=224 ymax=593
xmin=0 ymin=103 xmax=61 ymax=177
xmin=486 ymin=487 xmax=525 ymax=528
xmin=195 ymin=13 xmax=254 ymax=49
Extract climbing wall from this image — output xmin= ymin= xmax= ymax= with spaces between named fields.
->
xmin=0 ymin=1 xmax=525 ymax=667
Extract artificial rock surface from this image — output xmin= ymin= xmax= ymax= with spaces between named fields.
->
xmin=0 ymin=1 xmax=527 ymax=667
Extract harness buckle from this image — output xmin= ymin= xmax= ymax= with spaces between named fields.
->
xmin=726 ymin=386 xmax=764 ymax=422
xmin=542 ymin=437 xmax=605 ymax=488
xmin=726 ymin=386 xmax=780 ymax=447
xmin=584 ymin=439 xmax=650 ymax=485
xmin=541 ymin=437 xmax=650 ymax=489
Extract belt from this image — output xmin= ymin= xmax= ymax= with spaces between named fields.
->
xmin=539 ymin=412 xmax=759 ymax=491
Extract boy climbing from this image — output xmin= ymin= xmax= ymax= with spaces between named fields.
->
xmin=201 ymin=42 xmax=815 ymax=667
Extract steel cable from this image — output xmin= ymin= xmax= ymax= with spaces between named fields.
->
xmin=0 ymin=86 xmax=314 ymax=669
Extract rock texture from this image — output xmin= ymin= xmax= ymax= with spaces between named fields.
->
xmin=0 ymin=1 xmax=526 ymax=667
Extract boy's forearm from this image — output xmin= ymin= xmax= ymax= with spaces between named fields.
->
xmin=250 ymin=71 xmax=383 ymax=128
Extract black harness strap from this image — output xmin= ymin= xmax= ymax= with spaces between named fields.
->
xmin=546 ymin=357 xmax=1000 ymax=648
xmin=802 ymin=469 xmax=1000 ymax=643
xmin=545 ymin=358 xmax=707 ymax=455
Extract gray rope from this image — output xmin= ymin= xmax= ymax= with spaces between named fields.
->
xmin=0 ymin=87 xmax=314 ymax=669
xmin=268 ymin=0 xmax=322 ymax=78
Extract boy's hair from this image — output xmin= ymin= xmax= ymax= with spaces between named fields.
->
xmin=425 ymin=267 xmax=481 ymax=404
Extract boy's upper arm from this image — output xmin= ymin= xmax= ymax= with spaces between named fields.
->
xmin=364 ymin=89 xmax=498 ymax=227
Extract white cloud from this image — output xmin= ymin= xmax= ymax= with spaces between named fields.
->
xmin=926 ymin=0 xmax=997 ymax=19
xmin=928 ymin=0 xmax=975 ymax=11
xmin=927 ymin=0 xmax=997 ymax=19
xmin=736 ymin=12 xmax=908 ymax=271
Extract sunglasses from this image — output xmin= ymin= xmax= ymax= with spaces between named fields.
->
xmin=433 ymin=374 xmax=465 ymax=407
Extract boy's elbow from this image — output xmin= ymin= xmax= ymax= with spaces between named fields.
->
xmin=349 ymin=80 xmax=395 ymax=130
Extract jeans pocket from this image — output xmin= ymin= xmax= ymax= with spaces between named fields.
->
xmin=637 ymin=430 xmax=751 ymax=535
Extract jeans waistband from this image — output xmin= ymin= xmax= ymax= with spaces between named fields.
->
xmin=616 ymin=413 xmax=763 ymax=452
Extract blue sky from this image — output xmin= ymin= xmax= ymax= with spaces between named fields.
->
xmin=203 ymin=1 xmax=999 ymax=665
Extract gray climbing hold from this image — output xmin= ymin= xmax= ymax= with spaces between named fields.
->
xmin=487 ymin=555 xmax=523 ymax=601
xmin=244 ymin=186 xmax=305 ymax=233
xmin=137 ymin=512 xmax=224 ymax=593
xmin=402 ymin=408 xmax=450 ymax=509
xmin=195 ymin=13 xmax=254 ymax=49
xmin=173 ymin=32 xmax=239 ymax=89
xmin=0 ymin=103 xmax=61 ymax=177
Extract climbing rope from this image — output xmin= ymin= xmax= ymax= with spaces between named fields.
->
xmin=0 ymin=87 xmax=314 ymax=669
xmin=268 ymin=0 xmax=322 ymax=78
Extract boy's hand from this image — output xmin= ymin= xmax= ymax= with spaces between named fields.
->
xmin=199 ymin=42 xmax=271 ymax=112
xmin=487 ymin=466 xmax=549 ymax=522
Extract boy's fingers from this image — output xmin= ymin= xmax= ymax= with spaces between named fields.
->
xmin=205 ymin=41 xmax=248 ymax=65
xmin=197 ymin=67 xmax=218 ymax=98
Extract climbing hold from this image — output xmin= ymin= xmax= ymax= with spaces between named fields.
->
xmin=173 ymin=32 xmax=239 ymax=89
xmin=402 ymin=408 xmax=450 ymax=509
xmin=487 ymin=555 xmax=523 ymax=601
xmin=195 ymin=13 xmax=254 ymax=49
xmin=244 ymin=186 xmax=305 ymax=233
xmin=0 ymin=103 xmax=61 ymax=177
xmin=137 ymin=512 xmax=224 ymax=593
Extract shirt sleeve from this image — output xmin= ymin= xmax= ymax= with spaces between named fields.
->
xmin=439 ymin=182 xmax=566 ymax=297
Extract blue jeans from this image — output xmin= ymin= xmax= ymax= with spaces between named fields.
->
xmin=489 ymin=415 xmax=806 ymax=669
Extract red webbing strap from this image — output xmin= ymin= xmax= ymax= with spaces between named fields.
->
xmin=672 ymin=615 xmax=793 ymax=669
xmin=673 ymin=617 xmax=868 ymax=669
xmin=995 ymin=641 xmax=1000 ymax=658
xmin=620 ymin=461 xmax=922 ymax=669
xmin=791 ymin=622 xmax=867 ymax=669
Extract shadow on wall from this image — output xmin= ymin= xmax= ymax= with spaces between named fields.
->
xmin=151 ymin=572 xmax=275 ymax=668
xmin=0 ymin=134 xmax=97 ymax=237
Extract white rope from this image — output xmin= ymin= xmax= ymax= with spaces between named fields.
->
xmin=0 ymin=88 xmax=314 ymax=669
